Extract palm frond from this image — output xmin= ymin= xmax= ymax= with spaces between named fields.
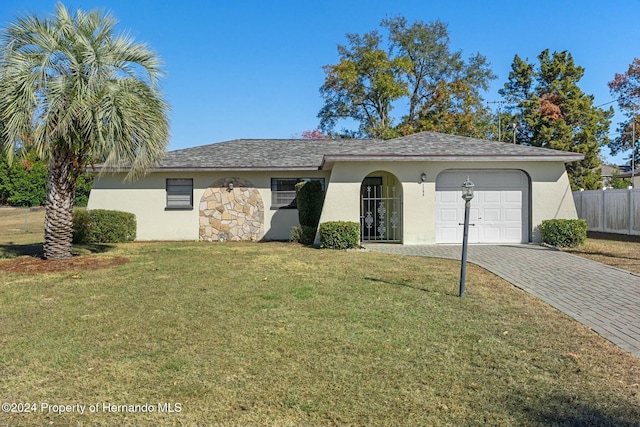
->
xmin=0 ymin=2 xmax=169 ymax=174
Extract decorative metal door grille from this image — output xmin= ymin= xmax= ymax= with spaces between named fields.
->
xmin=361 ymin=178 xmax=402 ymax=242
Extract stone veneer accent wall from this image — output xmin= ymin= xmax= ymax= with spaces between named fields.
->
xmin=199 ymin=177 xmax=264 ymax=242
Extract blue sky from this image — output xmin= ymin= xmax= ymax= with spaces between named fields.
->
xmin=2 ymin=1 xmax=639 ymax=164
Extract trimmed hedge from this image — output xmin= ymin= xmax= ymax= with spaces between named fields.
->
xmin=294 ymin=180 xmax=324 ymax=245
xmin=540 ymin=219 xmax=587 ymax=248
xmin=318 ymin=221 xmax=360 ymax=249
xmin=72 ymin=209 xmax=136 ymax=244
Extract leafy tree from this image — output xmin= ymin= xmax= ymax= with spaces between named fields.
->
xmin=319 ymin=31 xmax=409 ymax=139
xmin=499 ymin=50 xmax=612 ymax=190
xmin=300 ymin=129 xmax=330 ymax=139
xmin=73 ymin=173 xmax=94 ymax=207
xmin=0 ymin=147 xmax=92 ymax=207
xmin=609 ymin=58 xmax=640 ymax=165
xmin=318 ymin=17 xmax=496 ymax=139
xmin=609 ymin=167 xmax=631 ymax=189
xmin=0 ymin=150 xmax=47 ymax=206
xmin=382 ymin=17 xmax=495 ymax=138
xmin=0 ymin=3 xmax=169 ymax=259
xmin=408 ymin=79 xmax=495 ymax=138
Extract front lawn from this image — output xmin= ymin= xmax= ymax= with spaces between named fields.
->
xmin=564 ymin=231 xmax=640 ymax=275
xmin=1 ymin=239 xmax=640 ymax=426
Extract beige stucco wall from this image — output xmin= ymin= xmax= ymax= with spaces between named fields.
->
xmin=88 ymin=171 xmax=328 ymax=241
xmin=318 ymin=160 xmax=577 ymax=244
xmin=88 ymin=160 xmax=577 ymax=244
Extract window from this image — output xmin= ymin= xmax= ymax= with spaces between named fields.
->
xmin=271 ymin=178 xmax=325 ymax=209
xmin=166 ymin=178 xmax=193 ymax=209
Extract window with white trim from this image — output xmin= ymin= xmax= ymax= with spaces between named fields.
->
xmin=271 ymin=178 xmax=325 ymax=209
xmin=166 ymin=178 xmax=193 ymax=209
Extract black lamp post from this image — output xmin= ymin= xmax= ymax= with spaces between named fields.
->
xmin=459 ymin=176 xmax=474 ymax=297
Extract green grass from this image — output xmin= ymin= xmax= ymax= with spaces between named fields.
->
xmin=0 ymin=207 xmax=45 ymax=258
xmin=1 ymin=239 xmax=640 ymax=426
xmin=1 ymin=209 xmax=640 ymax=426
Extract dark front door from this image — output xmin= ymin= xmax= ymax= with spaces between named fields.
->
xmin=360 ymin=177 xmax=401 ymax=242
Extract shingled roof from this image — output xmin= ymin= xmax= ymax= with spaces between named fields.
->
xmin=138 ymin=131 xmax=585 ymax=172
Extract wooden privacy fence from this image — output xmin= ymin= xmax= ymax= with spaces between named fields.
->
xmin=573 ymin=189 xmax=640 ymax=236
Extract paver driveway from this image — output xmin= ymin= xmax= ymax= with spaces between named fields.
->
xmin=365 ymin=244 xmax=640 ymax=358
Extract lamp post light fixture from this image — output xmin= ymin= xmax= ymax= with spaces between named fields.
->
xmin=459 ymin=176 xmax=474 ymax=297
xmin=461 ymin=177 xmax=474 ymax=202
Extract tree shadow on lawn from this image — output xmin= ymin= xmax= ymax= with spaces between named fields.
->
xmin=364 ymin=276 xmax=457 ymax=297
xmin=588 ymin=231 xmax=640 ymax=243
xmin=0 ymin=242 xmax=116 ymax=259
xmin=506 ymin=389 xmax=640 ymax=427
xmin=566 ymin=248 xmax=640 ymax=262
xmin=563 ymin=232 xmax=640 ymax=262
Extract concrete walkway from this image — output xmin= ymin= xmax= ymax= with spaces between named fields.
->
xmin=364 ymin=243 xmax=640 ymax=357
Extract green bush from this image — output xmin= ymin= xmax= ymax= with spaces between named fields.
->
xmin=72 ymin=210 xmax=92 ymax=244
xmin=72 ymin=209 xmax=136 ymax=244
xmin=318 ymin=221 xmax=360 ymax=249
xmin=289 ymin=225 xmax=303 ymax=243
xmin=540 ymin=219 xmax=587 ymax=248
xmin=295 ymin=180 xmax=324 ymax=245
xmin=0 ymin=151 xmax=93 ymax=207
xmin=300 ymin=225 xmax=317 ymax=245
xmin=73 ymin=173 xmax=94 ymax=207
xmin=289 ymin=225 xmax=317 ymax=245
xmin=0 ymin=155 xmax=47 ymax=207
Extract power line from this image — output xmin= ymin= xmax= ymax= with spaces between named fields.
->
xmin=595 ymin=99 xmax=619 ymax=108
xmin=487 ymin=100 xmax=507 ymax=142
xmin=487 ymin=99 xmax=525 ymax=143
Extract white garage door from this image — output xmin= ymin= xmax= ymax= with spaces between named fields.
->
xmin=436 ymin=170 xmax=529 ymax=244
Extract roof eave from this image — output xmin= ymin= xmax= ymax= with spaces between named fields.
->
xmin=321 ymin=154 xmax=584 ymax=169
xmin=614 ymin=172 xmax=640 ymax=178
xmin=91 ymin=165 xmax=322 ymax=173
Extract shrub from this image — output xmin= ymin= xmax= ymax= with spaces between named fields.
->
xmin=73 ymin=173 xmax=94 ymax=207
xmin=0 ymin=152 xmax=93 ymax=207
xmin=72 ymin=210 xmax=92 ymax=244
xmin=73 ymin=209 xmax=136 ymax=244
xmin=540 ymin=219 xmax=587 ymax=248
xmin=318 ymin=221 xmax=360 ymax=249
xmin=0 ymin=155 xmax=47 ymax=207
xmin=300 ymin=225 xmax=317 ymax=245
xmin=295 ymin=180 xmax=324 ymax=245
xmin=289 ymin=225 xmax=302 ymax=243
xmin=290 ymin=225 xmax=317 ymax=245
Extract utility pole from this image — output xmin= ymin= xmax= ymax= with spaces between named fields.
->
xmin=487 ymin=100 xmax=507 ymax=142
xmin=633 ymin=104 xmax=636 ymax=189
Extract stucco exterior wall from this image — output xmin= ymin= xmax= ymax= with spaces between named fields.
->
xmin=88 ymin=160 xmax=576 ymax=244
xmin=88 ymin=171 xmax=329 ymax=241
xmin=319 ymin=160 xmax=577 ymax=244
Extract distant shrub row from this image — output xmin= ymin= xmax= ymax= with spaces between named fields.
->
xmin=0 ymin=154 xmax=93 ymax=207
xmin=72 ymin=209 xmax=136 ymax=244
xmin=540 ymin=219 xmax=587 ymax=248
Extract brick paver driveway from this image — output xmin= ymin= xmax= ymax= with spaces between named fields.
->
xmin=365 ymin=244 xmax=640 ymax=358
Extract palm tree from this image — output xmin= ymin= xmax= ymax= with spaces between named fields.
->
xmin=0 ymin=3 xmax=169 ymax=260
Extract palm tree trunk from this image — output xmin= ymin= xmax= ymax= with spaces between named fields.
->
xmin=43 ymin=149 xmax=77 ymax=260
